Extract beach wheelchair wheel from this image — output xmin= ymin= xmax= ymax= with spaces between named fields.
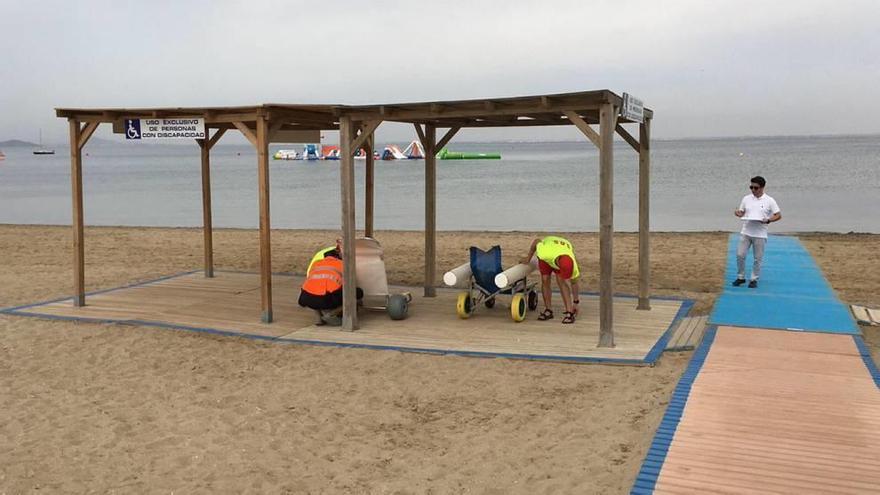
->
xmin=484 ymin=297 xmax=496 ymax=309
xmin=456 ymin=292 xmax=473 ymax=319
xmin=510 ymin=293 xmax=527 ymax=322
xmin=527 ymin=290 xmax=538 ymax=311
xmin=387 ymin=294 xmax=409 ymax=320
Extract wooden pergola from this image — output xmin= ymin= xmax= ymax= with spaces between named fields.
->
xmin=56 ymin=89 xmax=653 ymax=348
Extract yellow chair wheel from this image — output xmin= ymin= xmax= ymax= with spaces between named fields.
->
xmin=510 ymin=293 xmax=526 ymax=322
xmin=456 ymin=292 xmax=472 ymax=319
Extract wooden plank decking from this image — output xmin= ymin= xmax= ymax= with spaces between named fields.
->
xmin=651 ymin=326 xmax=880 ymax=494
xmin=664 ymin=316 xmax=708 ymax=351
xmin=6 ymin=271 xmax=686 ymax=364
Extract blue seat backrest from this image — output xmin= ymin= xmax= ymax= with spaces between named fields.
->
xmin=469 ymin=245 xmax=503 ymax=294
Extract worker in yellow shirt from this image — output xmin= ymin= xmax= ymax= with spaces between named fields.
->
xmin=521 ymin=236 xmax=581 ymax=324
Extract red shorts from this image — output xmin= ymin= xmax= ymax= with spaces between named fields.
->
xmin=538 ymin=255 xmax=574 ymax=279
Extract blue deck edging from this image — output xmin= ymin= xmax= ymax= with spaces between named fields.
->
xmin=0 ymin=270 xmax=200 ymax=313
xmin=853 ymin=335 xmax=880 ymax=390
xmin=3 ymin=308 xmax=673 ymax=365
xmin=645 ymin=299 xmax=695 ymax=364
xmin=1 ymin=270 xmax=694 ymax=366
xmin=630 ymin=326 xmax=719 ymax=494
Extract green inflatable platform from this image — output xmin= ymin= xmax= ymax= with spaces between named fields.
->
xmin=437 ymin=148 xmax=501 ymax=160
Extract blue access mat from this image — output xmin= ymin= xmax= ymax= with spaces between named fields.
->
xmin=708 ymin=234 xmax=859 ymax=334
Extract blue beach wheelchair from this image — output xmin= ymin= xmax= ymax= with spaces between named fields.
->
xmin=455 ymin=246 xmax=539 ymax=322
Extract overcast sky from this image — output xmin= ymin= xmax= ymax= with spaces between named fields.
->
xmin=1 ymin=0 xmax=878 ymax=144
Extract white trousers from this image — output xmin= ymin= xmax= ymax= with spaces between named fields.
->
xmin=736 ymin=234 xmax=766 ymax=281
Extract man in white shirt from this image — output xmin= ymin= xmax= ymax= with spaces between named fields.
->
xmin=733 ymin=176 xmax=782 ymax=288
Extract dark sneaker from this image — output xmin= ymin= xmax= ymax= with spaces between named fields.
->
xmin=748 ymin=280 xmax=758 ymax=288
xmin=732 ymin=278 xmax=746 ymax=287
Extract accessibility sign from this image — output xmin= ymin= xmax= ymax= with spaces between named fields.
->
xmin=620 ymin=93 xmax=644 ymax=123
xmin=125 ymin=118 xmax=206 ymax=140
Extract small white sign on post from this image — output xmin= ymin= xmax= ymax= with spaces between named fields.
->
xmin=620 ymin=93 xmax=644 ymax=123
xmin=124 ymin=118 xmax=206 ymax=140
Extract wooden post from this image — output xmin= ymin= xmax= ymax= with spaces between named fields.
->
xmin=198 ymin=139 xmax=214 ymax=278
xmin=256 ymin=117 xmax=273 ymax=323
xmin=638 ymin=118 xmax=651 ymax=310
xmin=69 ymin=119 xmax=85 ymax=307
xmin=423 ymin=124 xmax=437 ymax=297
xmin=339 ymin=116 xmax=359 ymax=330
xmin=364 ymin=134 xmax=374 ymax=238
xmin=598 ymin=103 xmax=617 ymax=347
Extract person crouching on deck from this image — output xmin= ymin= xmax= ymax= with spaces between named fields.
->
xmin=521 ymin=236 xmax=581 ymax=324
xmin=299 ymin=241 xmax=361 ymax=326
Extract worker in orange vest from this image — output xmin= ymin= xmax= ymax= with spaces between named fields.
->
xmin=298 ymin=243 xmax=361 ymax=326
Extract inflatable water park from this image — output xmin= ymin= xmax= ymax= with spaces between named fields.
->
xmin=273 ymin=140 xmax=500 ymax=161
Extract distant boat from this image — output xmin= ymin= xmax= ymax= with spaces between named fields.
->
xmin=0 ymin=150 xmax=5 ymax=160
xmin=33 ymin=129 xmax=55 ymax=155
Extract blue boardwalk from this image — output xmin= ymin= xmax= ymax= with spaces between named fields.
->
xmin=631 ymin=234 xmax=878 ymax=494
xmin=709 ymin=234 xmax=858 ymax=334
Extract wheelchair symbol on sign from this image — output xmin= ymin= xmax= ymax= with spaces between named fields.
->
xmin=126 ymin=119 xmax=141 ymax=139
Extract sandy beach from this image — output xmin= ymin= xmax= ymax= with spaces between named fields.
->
xmin=1 ymin=225 xmax=878 ymax=493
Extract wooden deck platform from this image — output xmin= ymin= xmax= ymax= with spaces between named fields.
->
xmin=636 ymin=326 xmax=880 ymax=494
xmin=2 ymin=271 xmax=689 ymax=365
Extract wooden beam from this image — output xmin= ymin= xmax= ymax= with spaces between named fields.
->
xmin=563 ymin=111 xmax=601 ymax=149
xmin=638 ymin=118 xmax=652 ymax=310
xmin=424 ymin=124 xmax=437 ymax=297
xmin=435 ymin=126 xmax=460 ymax=152
xmin=364 ymin=134 xmax=375 ymax=238
xmin=523 ymin=113 xmax=573 ymax=124
xmin=205 ymin=112 xmax=260 ymax=124
xmin=200 ymin=135 xmax=214 ymax=278
xmin=339 ymin=116 xmax=359 ymax=330
xmin=78 ymin=122 xmax=100 ymax=150
xmin=413 ymin=123 xmax=426 ymax=147
xmin=598 ymin=103 xmax=617 ymax=348
xmin=263 ymin=108 xmax=337 ymax=125
xmin=350 ymin=119 xmax=381 ymax=153
xmin=342 ymin=101 xmax=605 ymax=122
xmin=233 ymin=121 xmax=258 ymax=148
xmin=441 ymin=118 xmax=578 ymax=128
xmin=207 ymin=128 xmax=227 ymax=150
xmin=474 ymin=115 xmax=518 ymax=124
xmin=267 ymin=120 xmax=285 ymax=142
xmin=615 ymin=124 xmax=640 ymax=152
xmin=256 ymin=117 xmax=273 ymax=323
xmin=69 ymin=119 xmax=85 ymax=307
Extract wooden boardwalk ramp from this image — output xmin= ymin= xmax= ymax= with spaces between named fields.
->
xmin=633 ymin=326 xmax=880 ymax=494
xmin=664 ymin=316 xmax=708 ymax=351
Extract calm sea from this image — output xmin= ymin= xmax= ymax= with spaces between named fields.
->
xmin=1 ymin=135 xmax=878 ymax=232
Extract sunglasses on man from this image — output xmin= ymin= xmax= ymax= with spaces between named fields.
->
xmin=749 ymin=185 xmax=762 ymax=191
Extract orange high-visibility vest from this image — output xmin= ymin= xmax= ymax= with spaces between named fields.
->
xmin=302 ymin=256 xmax=343 ymax=296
